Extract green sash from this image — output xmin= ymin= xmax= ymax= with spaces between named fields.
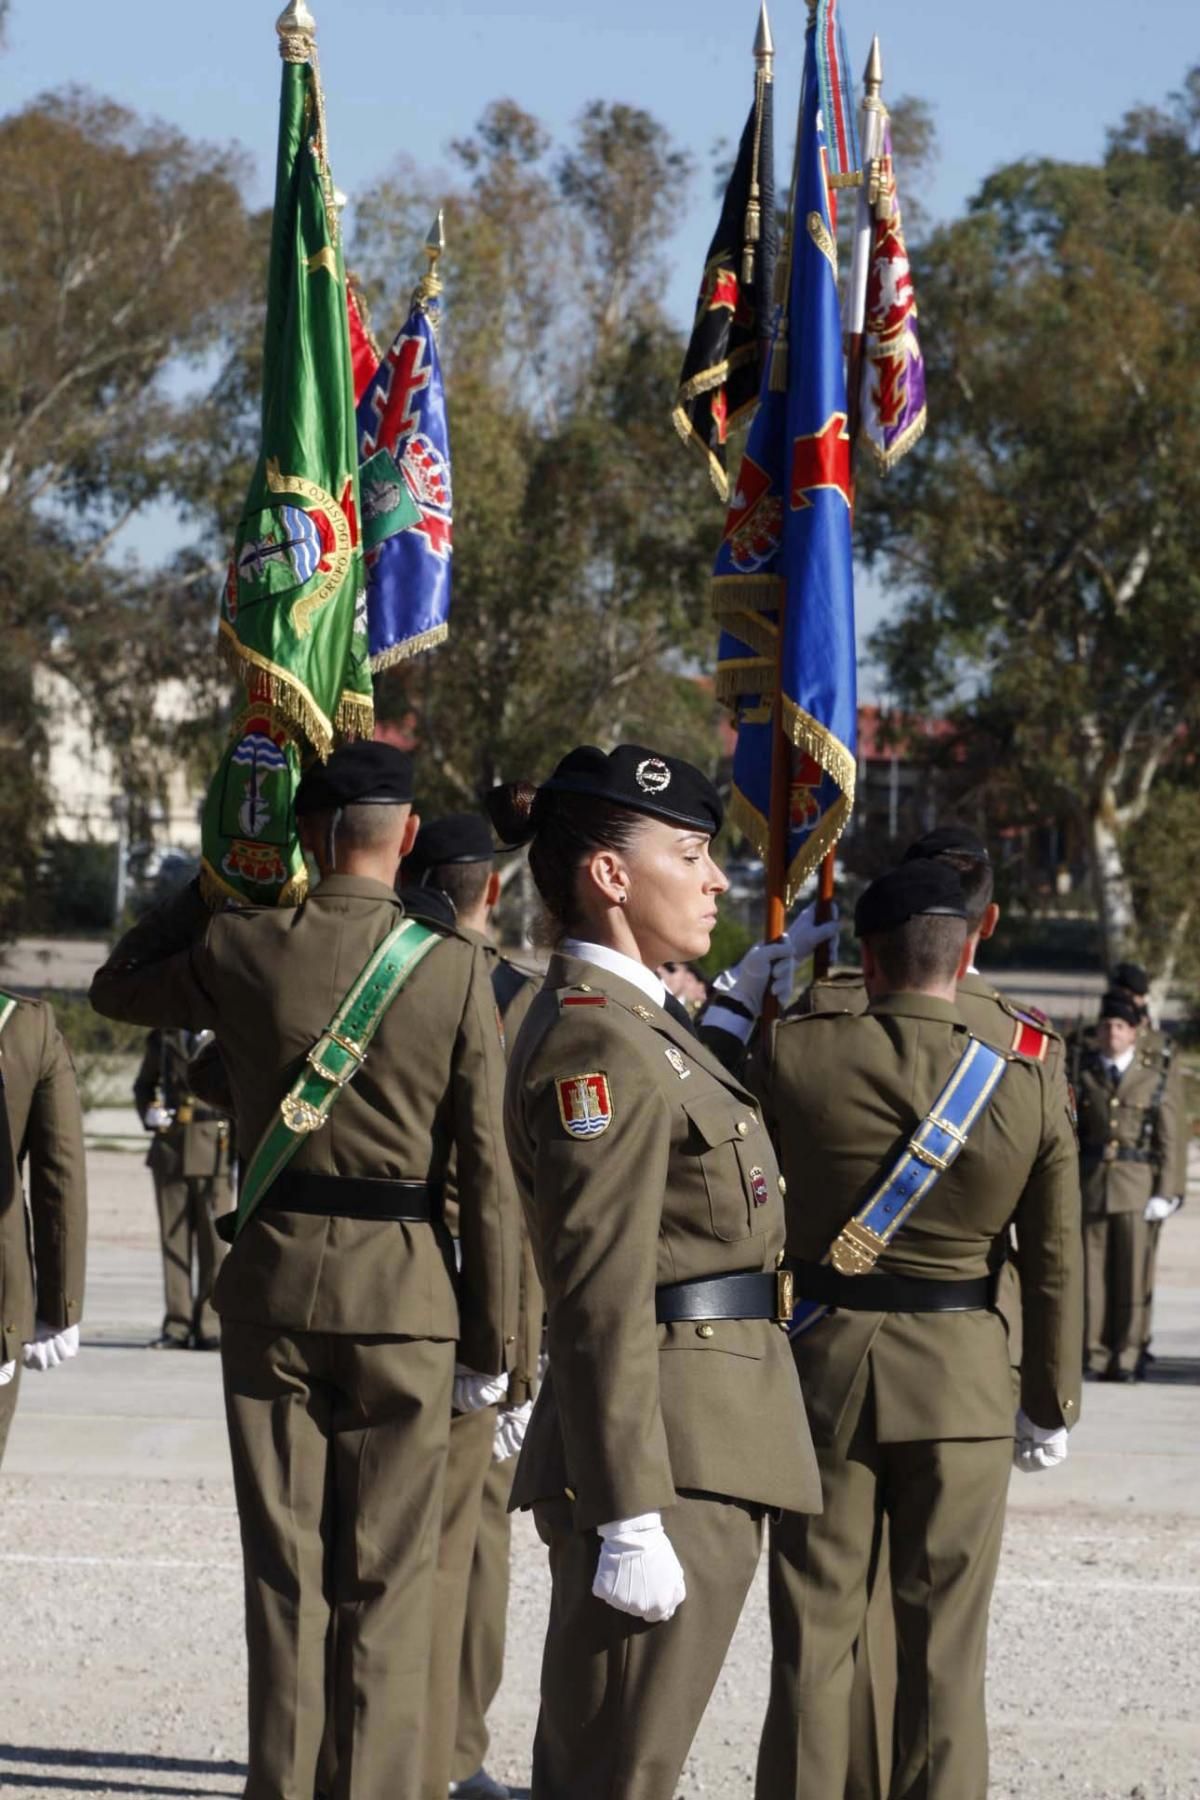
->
xmin=0 ymin=991 xmax=17 ymax=1038
xmin=233 ymin=918 xmax=441 ymax=1239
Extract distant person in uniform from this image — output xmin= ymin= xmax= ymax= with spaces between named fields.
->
xmin=134 ymin=1028 xmax=231 ymax=1348
xmin=753 ymin=861 xmax=1082 ymax=1800
xmin=491 ymin=743 xmax=819 ymax=1800
xmin=0 ymin=987 xmax=87 ymax=1464
xmin=399 ymin=811 xmax=541 ymax=1800
xmin=90 ymin=742 xmax=521 ymax=1800
xmin=1077 ymin=988 xmax=1181 ymax=1382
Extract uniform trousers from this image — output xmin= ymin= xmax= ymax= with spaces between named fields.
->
xmin=756 ymin=1368 xmax=1012 ymax=1800
xmin=1083 ymin=1212 xmax=1150 ymax=1375
xmin=154 ymin=1170 xmax=227 ymax=1342
xmin=530 ymin=1489 xmax=763 ymax=1800
xmin=0 ymin=1360 xmax=21 ymax=1467
xmin=452 ymin=1455 xmax=517 ymax=1780
xmin=421 ymin=1403 xmax=497 ymax=1799
xmin=1141 ymin=1218 xmax=1164 ymax=1355
xmin=220 ymin=1320 xmax=454 ymax=1800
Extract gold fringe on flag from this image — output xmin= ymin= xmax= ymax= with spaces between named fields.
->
xmin=218 ymin=621 xmax=336 ymax=760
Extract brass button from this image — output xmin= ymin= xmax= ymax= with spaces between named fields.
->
xmin=1064 ymin=1399 xmax=1075 ymax=1414
xmin=505 ymin=1336 xmax=515 ymax=1346
xmin=736 ymin=1121 xmax=749 ymax=1137
xmin=778 ymin=1175 xmax=787 ymax=1196
xmin=696 ymin=1324 xmax=715 ymax=1339
xmin=564 ymin=1485 xmax=576 ymax=1501
xmin=578 ymin=983 xmax=592 ymax=992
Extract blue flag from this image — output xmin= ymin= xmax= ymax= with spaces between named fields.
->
xmin=712 ymin=4 xmax=856 ymax=899
xmin=356 ymin=291 xmax=452 ymax=671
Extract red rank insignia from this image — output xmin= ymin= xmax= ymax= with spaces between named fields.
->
xmin=555 ymin=1073 xmax=614 ymax=1140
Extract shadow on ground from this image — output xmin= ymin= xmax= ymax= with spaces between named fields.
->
xmin=0 ymin=1746 xmax=246 ymax=1795
xmin=1144 ymin=1356 xmax=1200 ymax=1385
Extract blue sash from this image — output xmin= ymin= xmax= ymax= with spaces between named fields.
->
xmin=789 ymin=1036 xmax=1008 ymax=1337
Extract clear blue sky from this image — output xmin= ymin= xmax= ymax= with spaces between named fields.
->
xmin=3 ymin=0 xmax=1196 ymax=681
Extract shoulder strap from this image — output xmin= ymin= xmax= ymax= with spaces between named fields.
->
xmin=789 ymin=1035 xmax=1009 ymax=1337
xmin=0 ymin=991 xmax=18 ymax=1040
xmin=234 ymin=918 xmax=442 ymax=1239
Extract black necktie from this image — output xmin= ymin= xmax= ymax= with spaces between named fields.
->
xmin=664 ymin=993 xmax=696 ymax=1036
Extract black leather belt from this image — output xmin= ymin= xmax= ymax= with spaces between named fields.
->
xmin=787 ymin=1260 xmax=992 ymax=1314
xmin=1082 ymin=1146 xmax=1151 ymax=1166
xmin=216 ymin=1173 xmax=439 ymax=1241
xmin=655 ymin=1270 xmax=793 ymax=1324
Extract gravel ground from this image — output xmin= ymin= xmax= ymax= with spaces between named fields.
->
xmin=2 ymin=1138 xmax=1198 ymax=1799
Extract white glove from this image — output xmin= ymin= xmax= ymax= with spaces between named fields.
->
xmin=592 ymin=1511 xmax=687 ymax=1623
xmin=22 ymin=1323 xmax=81 ymax=1372
xmin=1013 ymin=1407 xmax=1069 ymax=1473
xmin=493 ymin=1398 xmax=533 ymax=1463
xmin=1144 ymin=1194 xmax=1182 ymax=1223
xmin=783 ymin=900 xmax=840 ymax=970
xmin=143 ymin=1103 xmax=175 ymax=1131
xmin=452 ymin=1365 xmax=509 ymax=1415
xmin=0 ymin=1359 xmax=15 ymax=1386
xmin=705 ymin=940 xmax=794 ymax=1042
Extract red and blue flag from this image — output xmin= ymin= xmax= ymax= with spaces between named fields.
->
xmin=712 ymin=1 xmax=857 ymax=897
xmin=355 ymin=287 xmax=452 ymax=671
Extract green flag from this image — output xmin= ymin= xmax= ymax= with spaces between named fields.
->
xmin=201 ymin=6 xmax=370 ymax=907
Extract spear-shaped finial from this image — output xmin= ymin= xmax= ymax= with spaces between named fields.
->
xmin=754 ymin=1 xmax=774 ymax=72
xmin=276 ymin=0 xmax=317 ymax=60
xmin=412 ymin=209 xmax=446 ymax=322
xmin=864 ymin=35 xmax=884 ymax=101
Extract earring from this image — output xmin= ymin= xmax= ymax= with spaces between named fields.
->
xmin=616 ymin=891 xmax=627 ymax=905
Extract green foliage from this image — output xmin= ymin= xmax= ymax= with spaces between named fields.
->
xmin=857 ymin=68 xmax=1200 ymax=973
xmin=46 ymin=993 xmax=145 ymax=1114
xmin=697 ymin=913 xmax=754 ymax=980
xmin=350 ymin=101 xmax=723 ymax=813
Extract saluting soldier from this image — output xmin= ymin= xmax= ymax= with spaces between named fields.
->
xmin=0 ymin=988 xmax=87 ymax=1464
xmin=399 ymin=811 xmax=540 ymax=1800
xmin=133 ymin=1028 xmax=232 ymax=1349
xmin=490 ymin=744 xmax=819 ymax=1800
xmin=90 ymin=742 xmax=521 ymax=1800
xmin=753 ymin=861 xmax=1082 ymax=1800
xmin=1077 ymin=987 xmax=1181 ymax=1382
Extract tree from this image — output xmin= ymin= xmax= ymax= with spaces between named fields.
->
xmin=856 ymin=69 xmax=1200 ymax=973
xmin=350 ymin=101 xmax=721 ymax=815
xmin=0 ymin=89 xmax=260 ymax=932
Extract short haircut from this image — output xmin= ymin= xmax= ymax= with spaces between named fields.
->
xmin=427 ymin=859 xmax=492 ymax=917
xmin=866 ymin=913 xmax=967 ymax=989
xmin=304 ymin=802 xmax=408 ymax=854
xmin=933 ymin=849 xmax=994 ymax=931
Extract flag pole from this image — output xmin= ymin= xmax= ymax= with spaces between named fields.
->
xmin=761 ymin=0 xmax=814 ymax=964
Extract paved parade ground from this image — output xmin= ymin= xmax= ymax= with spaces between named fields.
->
xmin=2 ymin=1126 xmax=1198 ymax=1800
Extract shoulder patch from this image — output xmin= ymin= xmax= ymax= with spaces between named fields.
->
xmin=1009 ymin=1016 xmax=1050 ymax=1062
xmin=555 ymin=1072 xmax=613 ymax=1138
xmin=561 ymin=994 xmax=607 ymax=1008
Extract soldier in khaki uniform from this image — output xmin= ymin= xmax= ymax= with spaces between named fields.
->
xmin=90 ymin=742 xmax=521 ymax=1800
xmin=133 ymin=1029 xmax=232 ymax=1348
xmin=399 ymin=812 xmax=541 ymax=1800
xmin=753 ymin=861 xmax=1083 ymax=1800
xmin=1077 ymin=988 xmax=1180 ymax=1381
xmin=490 ymin=744 xmax=819 ymax=1800
xmin=0 ymin=989 xmax=88 ymax=1463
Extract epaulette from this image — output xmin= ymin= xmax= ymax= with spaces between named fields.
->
xmin=1007 ymin=1008 xmax=1052 ymax=1063
xmin=559 ymin=985 xmax=607 ymax=1011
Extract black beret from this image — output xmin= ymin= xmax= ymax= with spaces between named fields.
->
xmin=1100 ymin=989 xmax=1142 ymax=1026
xmin=407 ymin=813 xmax=495 ymax=882
xmin=855 ymin=861 xmax=969 ymax=938
xmin=540 ymin=744 xmax=723 ymax=836
xmin=295 ymin=741 xmax=414 ymax=815
xmin=1110 ymin=961 xmax=1149 ymax=996
xmin=903 ymin=824 xmax=990 ymax=864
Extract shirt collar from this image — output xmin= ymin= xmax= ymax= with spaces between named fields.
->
xmin=559 ymin=938 xmax=667 ymax=1008
xmin=1111 ymin=1045 xmax=1136 ymax=1075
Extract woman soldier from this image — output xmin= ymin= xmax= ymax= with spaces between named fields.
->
xmin=489 ymin=744 xmax=820 ymax=1800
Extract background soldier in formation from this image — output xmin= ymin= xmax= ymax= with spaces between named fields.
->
xmin=0 ymin=987 xmax=87 ymax=1464
xmin=90 ymin=742 xmax=522 ymax=1800
xmin=752 ymin=861 xmax=1082 ymax=1800
xmin=1076 ymin=988 xmax=1182 ymax=1382
xmin=400 ymin=811 xmax=541 ymax=1800
xmin=133 ymin=1029 xmax=232 ymax=1349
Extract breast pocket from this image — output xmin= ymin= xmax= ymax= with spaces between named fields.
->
xmin=682 ymin=1091 xmax=764 ymax=1243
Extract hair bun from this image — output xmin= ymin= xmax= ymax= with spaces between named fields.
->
xmin=486 ymin=780 xmax=540 ymax=848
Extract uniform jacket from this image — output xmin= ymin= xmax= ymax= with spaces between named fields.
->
xmin=762 ymin=992 xmax=1082 ymax=1443
xmin=1076 ymin=1036 xmax=1181 ymax=1218
xmin=133 ymin=1029 xmax=231 ymax=1183
xmin=504 ymin=950 xmax=819 ymax=1533
xmin=90 ymin=877 xmax=520 ymax=1373
xmin=0 ymin=996 xmax=87 ymax=1362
